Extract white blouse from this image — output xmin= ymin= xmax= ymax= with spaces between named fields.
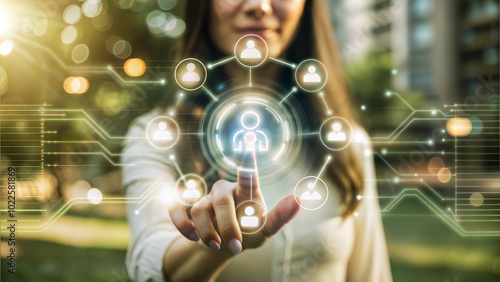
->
xmin=122 ymin=109 xmax=392 ymax=282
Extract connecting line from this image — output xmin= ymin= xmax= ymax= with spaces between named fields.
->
xmin=249 ymin=67 xmax=252 ymax=87
xmin=207 ymin=56 xmax=235 ymax=69
xmin=12 ymin=34 xmax=165 ymax=85
xmin=107 ymin=66 xmax=165 ymax=84
xmin=250 ymin=173 xmax=253 ymax=200
xmin=170 ymin=155 xmax=184 ymax=178
xmin=313 ymin=156 xmax=332 ymax=186
xmin=173 ymin=92 xmax=185 ymax=114
xmin=201 ymin=86 xmax=219 ymax=101
xmin=318 ymin=92 xmax=332 ymax=115
xmin=269 ymin=57 xmax=296 ymax=69
xmin=279 ymin=87 xmax=298 ymax=104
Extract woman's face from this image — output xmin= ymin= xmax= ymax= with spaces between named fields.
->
xmin=209 ymin=0 xmax=307 ymax=58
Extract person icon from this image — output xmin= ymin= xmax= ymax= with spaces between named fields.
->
xmin=153 ymin=121 xmax=173 ymax=141
xmin=327 ymin=122 xmax=346 ymax=142
xmin=182 ymin=179 xmax=201 ymax=199
xmin=303 ymin=65 xmax=321 ymax=83
xmin=181 ymin=63 xmax=200 ymax=82
xmin=233 ymin=111 xmax=269 ymax=152
xmin=300 ymin=182 xmax=322 ymax=200
xmin=240 ymin=40 xmax=261 ymax=59
xmin=240 ymin=206 xmax=259 ymax=227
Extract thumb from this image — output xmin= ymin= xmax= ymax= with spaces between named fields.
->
xmin=260 ymin=195 xmax=301 ymax=238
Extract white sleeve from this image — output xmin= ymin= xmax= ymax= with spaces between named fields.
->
xmin=346 ymin=129 xmax=392 ymax=282
xmin=121 ymin=110 xmax=182 ymax=282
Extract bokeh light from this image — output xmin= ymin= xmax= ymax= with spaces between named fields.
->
xmin=0 ymin=3 xmax=14 ymax=36
xmin=112 ymin=39 xmax=132 ymax=59
xmin=92 ymin=10 xmax=113 ymax=31
xmin=446 ymin=117 xmax=472 ymax=137
xmin=0 ymin=40 xmax=14 ymax=56
xmin=124 ymin=58 xmax=146 ymax=77
xmin=95 ymin=82 xmax=132 ymax=115
xmin=63 ymin=5 xmax=82 ymax=25
xmin=87 ymin=188 xmax=103 ymax=205
xmin=33 ymin=17 xmax=48 ymax=36
xmin=146 ymin=10 xmax=185 ymax=38
xmin=82 ymin=0 xmax=103 ymax=18
xmin=61 ymin=26 xmax=78 ymax=44
xmin=63 ymin=76 xmax=89 ymax=94
xmin=158 ymin=0 xmax=177 ymax=10
xmin=72 ymin=44 xmax=90 ymax=64
xmin=469 ymin=192 xmax=484 ymax=207
xmin=428 ymin=156 xmax=445 ymax=174
xmin=437 ymin=167 xmax=452 ymax=183
xmin=468 ymin=115 xmax=484 ymax=136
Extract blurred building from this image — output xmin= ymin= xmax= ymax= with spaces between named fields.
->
xmin=329 ymin=0 xmax=500 ymax=230
xmin=329 ymin=0 xmax=499 ymax=103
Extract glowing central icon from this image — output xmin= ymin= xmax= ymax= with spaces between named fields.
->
xmin=240 ymin=206 xmax=259 ymax=227
xmin=233 ymin=111 xmax=269 ymax=152
xmin=300 ymin=182 xmax=322 ymax=201
xmin=153 ymin=121 xmax=173 ymax=141
xmin=241 ymin=40 xmax=262 ymax=59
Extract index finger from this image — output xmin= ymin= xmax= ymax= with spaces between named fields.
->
xmin=236 ymin=151 xmax=260 ymax=199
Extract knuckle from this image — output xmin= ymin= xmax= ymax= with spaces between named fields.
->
xmin=190 ymin=205 xmax=205 ymax=217
xmin=212 ymin=180 xmax=233 ymax=192
xmin=218 ymin=221 xmax=236 ymax=237
xmin=176 ymin=220 xmax=193 ymax=232
xmin=213 ymin=194 xmax=233 ymax=207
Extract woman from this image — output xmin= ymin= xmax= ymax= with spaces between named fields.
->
xmin=122 ymin=0 xmax=392 ymax=281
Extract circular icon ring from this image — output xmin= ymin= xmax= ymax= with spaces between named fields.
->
xmin=234 ymin=34 xmax=269 ymax=68
xmin=174 ymin=58 xmax=207 ymax=91
xmin=293 ymin=176 xmax=329 ymax=211
xmin=294 ymin=59 xmax=328 ymax=92
xmin=319 ymin=116 xmax=353 ymax=151
xmin=235 ymin=200 xmax=267 ymax=234
xmin=175 ymin=173 xmax=207 ymax=205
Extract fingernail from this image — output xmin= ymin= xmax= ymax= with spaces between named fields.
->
xmin=209 ymin=240 xmax=220 ymax=251
xmin=187 ymin=231 xmax=200 ymax=241
xmin=228 ymin=239 xmax=242 ymax=254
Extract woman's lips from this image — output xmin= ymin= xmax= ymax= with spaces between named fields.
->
xmin=236 ymin=28 xmax=279 ymax=40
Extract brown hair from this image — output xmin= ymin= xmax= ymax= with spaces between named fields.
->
xmin=176 ymin=0 xmax=363 ymax=218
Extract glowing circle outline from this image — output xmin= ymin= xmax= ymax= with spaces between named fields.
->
xmin=240 ymin=110 xmax=260 ymax=130
xmin=174 ymin=57 xmax=207 ymax=91
xmin=294 ymin=59 xmax=328 ymax=92
xmin=319 ymin=116 xmax=353 ymax=151
xmin=175 ymin=173 xmax=207 ymax=206
xmin=234 ymin=34 xmax=269 ymax=68
xmin=293 ymin=176 xmax=329 ymax=211
xmin=235 ymin=199 xmax=267 ymax=235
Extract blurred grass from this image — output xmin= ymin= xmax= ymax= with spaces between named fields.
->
xmin=1 ymin=239 xmax=129 ymax=282
xmin=1 ymin=198 xmax=499 ymax=281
